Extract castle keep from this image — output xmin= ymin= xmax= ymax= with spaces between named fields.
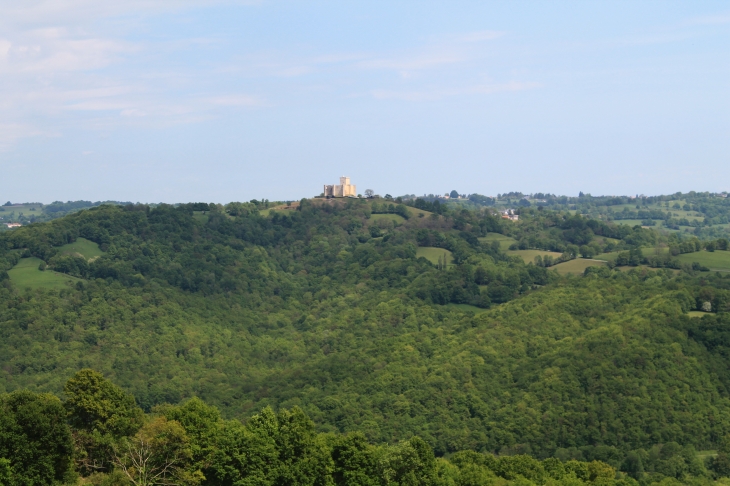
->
xmin=324 ymin=176 xmax=356 ymax=197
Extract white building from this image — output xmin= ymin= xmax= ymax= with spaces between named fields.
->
xmin=324 ymin=176 xmax=357 ymax=197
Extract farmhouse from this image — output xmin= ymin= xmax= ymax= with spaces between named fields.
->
xmin=4 ymin=223 xmax=21 ymax=228
xmin=324 ymin=176 xmax=357 ymax=198
xmin=501 ymin=209 xmax=519 ymax=221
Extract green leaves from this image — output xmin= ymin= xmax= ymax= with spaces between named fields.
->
xmin=64 ymin=369 xmax=144 ymax=437
xmin=0 ymin=390 xmax=75 ymax=485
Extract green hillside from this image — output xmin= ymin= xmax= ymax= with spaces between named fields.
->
xmin=3 ymin=199 xmax=730 ymax=483
xmin=7 ymin=257 xmax=78 ymax=290
xmin=56 ymin=237 xmax=105 ymax=260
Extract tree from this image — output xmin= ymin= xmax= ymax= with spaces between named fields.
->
xmin=450 ymin=190 xmax=459 ymax=199
xmin=113 ymin=416 xmax=200 ymax=486
xmin=64 ymin=369 xmax=144 ymax=473
xmin=379 ymin=437 xmax=436 ymax=485
xmin=364 ymin=189 xmax=374 ymax=198
xmin=65 ymin=369 xmax=144 ymax=437
xmin=332 ymin=433 xmax=379 ymax=486
xmin=0 ymin=458 xmax=11 ymax=486
xmin=0 ymin=390 xmax=75 ymax=485
xmin=158 ymin=397 xmax=222 ymax=477
xmin=579 ymin=245 xmax=595 ymax=258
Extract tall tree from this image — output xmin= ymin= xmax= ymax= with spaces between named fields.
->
xmin=0 ymin=390 xmax=75 ymax=485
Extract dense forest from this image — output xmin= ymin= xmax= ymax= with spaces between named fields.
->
xmin=2 ymin=196 xmax=730 ymax=484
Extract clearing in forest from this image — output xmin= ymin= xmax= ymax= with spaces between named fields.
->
xmin=675 ymin=250 xmax=730 ymax=271
xmin=8 ymin=257 xmax=78 ymax=290
xmin=408 ymin=207 xmax=434 ymax=219
xmin=416 ymin=247 xmax=454 ymax=266
xmin=442 ymin=303 xmax=488 ymax=314
xmin=551 ymin=258 xmax=606 ymax=275
xmin=478 ymin=233 xmax=517 ymax=250
xmin=370 ymin=213 xmax=406 ymax=224
xmin=507 ymin=249 xmax=563 ymax=264
xmin=57 ymin=237 xmax=105 ymax=260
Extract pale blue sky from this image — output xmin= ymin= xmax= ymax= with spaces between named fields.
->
xmin=1 ymin=1 xmax=729 ymax=203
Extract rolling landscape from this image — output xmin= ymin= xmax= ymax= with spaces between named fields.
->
xmin=2 ymin=191 xmax=730 ymax=485
xmin=3 ymin=1 xmax=730 ymax=485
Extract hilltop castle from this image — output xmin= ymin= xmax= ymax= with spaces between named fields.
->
xmin=324 ymin=176 xmax=356 ymax=198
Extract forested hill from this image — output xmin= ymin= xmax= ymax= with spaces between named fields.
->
xmin=3 ymin=199 xmax=730 ymax=483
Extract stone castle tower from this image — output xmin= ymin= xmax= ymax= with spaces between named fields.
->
xmin=324 ymin=176 xmax=356 ymax=197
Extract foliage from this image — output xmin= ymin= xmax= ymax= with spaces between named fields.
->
xmin=3 ymin=199 xmax=730 ymax=484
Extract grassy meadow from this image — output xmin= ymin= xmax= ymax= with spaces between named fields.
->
xmin=612 ymin=219 xmax=652 ymax=227
xmin=442 ymin=303 xmax=488 ymax=314
xmin=507 ymin=249 xmax=564 ymax=264
xmin=8 ymin=257 xmax=78 ymax=290
xmin=675 ymin=250 xmax=730 ymax=271
xmin=551 ymin=258 xmax=606 ymax=275
xmin=0 ymin=204 xmax=43 ymax=217
xmin=57 ymin=237 xmax=105 ymax=260
xmin=407 ymin=207 xmax=434 ymax=219
xmin=370 ymin=213 xmax=406 ymax=224
xmin=416 ymin=247 xmax=454 ymax=266
xmin=193 ymin=211 xmax=210 ymax=223
xmin=478 ymin=233 xmax=517 ymax=250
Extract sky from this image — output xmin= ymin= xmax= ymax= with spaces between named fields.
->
xmin=1 ymin=1 xmax=729 ymax=203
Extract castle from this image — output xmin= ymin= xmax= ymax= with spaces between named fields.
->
xmin=324 ymin=176 xmax=356 ymax=198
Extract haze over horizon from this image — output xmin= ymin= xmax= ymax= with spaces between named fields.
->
xmin=1 ymin=1 xmax=729 ymax=203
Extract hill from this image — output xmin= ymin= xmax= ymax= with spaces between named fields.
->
xmin=3 ymin=199 xmax=730 ymax=483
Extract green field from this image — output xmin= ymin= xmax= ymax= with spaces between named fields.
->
xmin=688 ymin=311 xmax=711 ymax=318
xmin=0 ymin=204 xmax=43 ymax=216
xmin=57 ymin=237 xmax=105 ymax=260
xmin=593 ymin=246 xmax=728 ymax=271
xmin=675 ymin=250 xmax=730 ymax=271
xmin=416 ymin=247 xmax=454 ymax=266
xmin=370 ymin=213 xmax=406 ymax=223
xmin=408 ymin=207 xmax=434 ymax=218
xmin=607 ymin=203 xmax=703 ymax=223
xmin=193 ymin=211 xmax=210 ymax=223
xmin=507 ymin=249 xmax=563 ymax=263
xmin=551 ymin=258 xmax=606 ymax=275
xmin=613 ymin=219 xmax=651 ymax=227
xmin=442 ymin=303 xmax=488 ymax=314
xmin=478 ymin=233 xmax=517 ymax=250
xmin=594 ymin=247 xmax=669 ymax=263
xmin=8 ymin=257 xmax=78 ymax=290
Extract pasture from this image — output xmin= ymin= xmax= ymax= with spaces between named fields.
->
xmin=57 ymin=237 xmax=105 ymax=260
xmin=478 ymin=233 xmax=517 ymax=250
xmin=416 ymin=247 xmax=454 ymax=266
xmin=370 ymin=213 xmax=406 ymax=224
xmin=408 ymin=208 xmax=434 ymax=219
xmin=607 ymin=202 xmax=703 ymax=222
xmin=442 ymin=303 xmax=488 ymax=314
xmin=507 ymin=249 xmax=563 ymax=264
xmin=0 ymin=204 xmax=42 ymax=216
xmin=594 ymin=247 xmax=669 ymax=263
xmin=613 ymin=219 xmax=651 ymax=227
xmin=8 ymin=257 xmax=78 ymax=290
xmin=193 ymin=211 xmax=210 ymax=223
xmin=688 ymin=311 xmax=710 ymax=318
xmin=675 ymin=250 xmax=730 ymax=271
xmin=551 ymin=258 xmax=606 ymax=275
